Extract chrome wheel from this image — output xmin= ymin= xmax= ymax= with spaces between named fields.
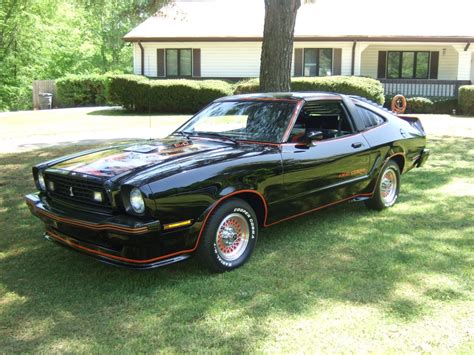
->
xmin=215 ymin=213 xmax=250 ymax=262
xmin=380 ymin=167 xmax=398 ymax=206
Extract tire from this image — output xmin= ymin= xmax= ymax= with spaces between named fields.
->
xmin=196 ymin=198 xmax=258 ymax=273
xmin=365 ymin=160 xmax=401 ymax=211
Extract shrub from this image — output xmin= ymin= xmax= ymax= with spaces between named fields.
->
xmin=383 ymin=95 xmax=394 ymax=109
xmin=432 ymin=98 xmax=458 ymax=114
xmin=405 ymin=97 xmax=434 ymax=113
xmin=458 ymin=85 xmax=474 ymax=115
xmin=0 ymin=84 xmax=32 ymax=111
xmin=234 ymin=76 xmax=385 ymax=104
xmin=108 ymin=74 xmax=148 ymax=111
xmin=56 ymin=74 xmax=110 ymax=107
xmin=108 ymin=76 xmax=234 ymax=113
xmin=385 ymin=95 xmax=458 ymax=114
xmin=233 ymin=78 xmax=259 ymax=95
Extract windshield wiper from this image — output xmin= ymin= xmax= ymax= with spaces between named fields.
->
xmin=191 ymin=131 xmax=239 ymax=145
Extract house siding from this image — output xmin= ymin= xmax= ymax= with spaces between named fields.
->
xmin=133 ymin=42 xmax=355 ymax=78
xmin=133 ymin=43 xmax=141 ymax=74
xmin=134 ymin=42 xmax=262 ymax=77
xmin=471 ymin=55 xmax=474 ymax=83
xmin=133 ymin=42 xmax=469 ymax=86
xmin=360 ymin=44 xmax=459 ymax=80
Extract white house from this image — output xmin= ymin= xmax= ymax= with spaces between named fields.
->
xmin=123 ymin=0 xmax=474 ymax=97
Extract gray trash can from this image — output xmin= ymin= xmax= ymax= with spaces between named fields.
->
xmin=39 ymin=93 xmax=53 ymax=110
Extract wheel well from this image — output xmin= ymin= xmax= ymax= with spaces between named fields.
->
xmin=232 ymin=192 xmax=267 ymax=227
xmin=390 ymin=154 xmax=405 ymax=173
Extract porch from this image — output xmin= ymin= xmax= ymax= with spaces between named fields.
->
xmin=358 ymin=43 xmax=473 ymax=98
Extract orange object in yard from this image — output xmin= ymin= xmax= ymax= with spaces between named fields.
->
xmin=391 ymin=94 xmax=407 ymax=114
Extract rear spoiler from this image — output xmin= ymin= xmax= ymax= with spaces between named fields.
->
xmin=397 ymin=115 xmax=425 ymax=135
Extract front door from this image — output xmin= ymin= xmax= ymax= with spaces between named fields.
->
xmin=270 ymin=100 xmax=372 ymax=223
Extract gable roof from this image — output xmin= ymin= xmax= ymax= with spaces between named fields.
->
xmin=124 ymin=0 xmax=474 ymax=42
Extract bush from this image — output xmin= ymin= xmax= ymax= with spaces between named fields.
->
xmin=0 ymin=84 xmax=32 ymax=111
xmin=56 ymin=74 xmax=110 ymax=107
xmin=458 ymin=85 xmax=474 ymax=115
xmin=385 ymin=95 xmax=458 ymax=114
xmin=432 ymin=98 xmax=458 ymax=114
xmin=108 ymin=76 xmax=234 ymax=113
xmin=108 ymin=74 xmax=147 ymax=111
xmin=234 ymin=76 xmax=385 ymax=105
xmin=405 ymin=97 xmax=434 ymax=113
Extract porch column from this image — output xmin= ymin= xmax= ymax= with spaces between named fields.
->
xmin=353 ymin=43 xmax=369 ymax=76
xmin=453 ymin=45 xmax=473 ymax=80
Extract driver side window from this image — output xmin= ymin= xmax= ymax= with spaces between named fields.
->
xmin=288 ymin=101 xmax=353 ymax=143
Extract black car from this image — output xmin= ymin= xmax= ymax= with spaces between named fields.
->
xmin=25 ymin=92 xmax=429 ymax=272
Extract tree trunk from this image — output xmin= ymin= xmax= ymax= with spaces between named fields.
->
xmin=259 ymin=0 xmax=301 ymax=92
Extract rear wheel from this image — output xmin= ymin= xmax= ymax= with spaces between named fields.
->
xmin=196 ymin=198 xmax=258 ymax=272
xmin=365 ymin=161 xmax=400 ymax=210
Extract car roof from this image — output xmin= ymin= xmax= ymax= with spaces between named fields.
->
xmin=216 ymin=92 xmax=345 ymax=102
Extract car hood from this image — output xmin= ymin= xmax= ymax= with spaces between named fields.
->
xmin=49 ymin=137 xmax=238 ymax=180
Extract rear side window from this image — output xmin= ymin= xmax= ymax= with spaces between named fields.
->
xmin=356 ymin=105 xmax=385 ymax=130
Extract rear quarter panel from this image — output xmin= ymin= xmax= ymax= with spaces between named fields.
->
xmin=362 ymin=113 xmax=427 ymax=175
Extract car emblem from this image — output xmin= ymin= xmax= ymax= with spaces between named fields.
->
xmin=69 ymin=186 xmax=74 ymax=197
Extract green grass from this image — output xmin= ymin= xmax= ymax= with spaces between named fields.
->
xmin=0 ymin=120 xmax=473 ymax=352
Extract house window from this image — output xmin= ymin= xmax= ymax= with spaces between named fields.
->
xmin=166 ymin=49 xmax=192 ymax=77
xmin=303 ymin=48 xmax=333 ymax=77
xmin=387 ymin=51 xmax=430 ymax=79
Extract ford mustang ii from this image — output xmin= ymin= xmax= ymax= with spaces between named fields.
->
xmin=25 ymin=93 xmax=429 ymax=272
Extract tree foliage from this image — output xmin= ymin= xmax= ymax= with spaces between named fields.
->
xmin=0 ymin=0 xmax=168 ymax=111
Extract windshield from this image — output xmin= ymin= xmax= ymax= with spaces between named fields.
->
xmin=177 ymin=100 xmax=296 ymax=143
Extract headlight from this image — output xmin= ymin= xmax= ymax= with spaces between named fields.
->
xmin=130 ymin=187 xmax=145 ymax=214
xmin=38 ymin=171 xmax=46 ymax=191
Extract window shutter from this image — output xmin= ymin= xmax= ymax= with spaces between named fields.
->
xmin=157 ymin=49 xmax=165 ymax=77
xmin=429 ymin=51 xmax=439 ymax=79
xmin=332 ymin=48 xmax=342 ymax=75
xmin=192 ymin=48 xmax=201 ymax=77
xmin=377 ymin=51 xmax=387 ymax=78
xmin=294 ymin=48 xmax=303 ymax=76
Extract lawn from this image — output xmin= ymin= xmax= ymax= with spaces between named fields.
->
xmin=0 ymin=114 xmax=473 ymax=352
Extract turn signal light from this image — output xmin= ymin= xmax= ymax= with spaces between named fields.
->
xmin=163 ymin=220 xmax=193 ymax=230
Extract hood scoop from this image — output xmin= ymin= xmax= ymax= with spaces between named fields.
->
xmin=123 ymin=141 xmax=193 ymax=154
xmin=171 ymin=140 xmax=192 ymax=148
xmin=123 ymin=144 xmax=160 ymax=153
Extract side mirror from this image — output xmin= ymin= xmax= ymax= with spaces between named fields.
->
xmin=306 ymin=130 xmax=324 ymax=145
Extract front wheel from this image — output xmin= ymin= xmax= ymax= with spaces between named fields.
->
xmin=196 ymin=198 xmax=258 ymax=272
xmin=365 ymin=161 xmax=401 ymax=210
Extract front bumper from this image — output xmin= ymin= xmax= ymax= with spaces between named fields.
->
xmin=25 ymin=193 xmax=198 ymax=269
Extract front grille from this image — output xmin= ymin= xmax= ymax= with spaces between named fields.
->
xmin=45 ymin=173 xmax=112 ymax=212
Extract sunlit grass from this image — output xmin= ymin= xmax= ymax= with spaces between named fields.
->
xmin=0 ymin=115 xmax=473 ymax=352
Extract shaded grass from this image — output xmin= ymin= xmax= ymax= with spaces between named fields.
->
xmin=0 ymin=133 xmax=473 ymax=352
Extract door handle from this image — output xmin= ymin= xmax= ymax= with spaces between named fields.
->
xmin=351 ymin=142 xmax=363 ymax=148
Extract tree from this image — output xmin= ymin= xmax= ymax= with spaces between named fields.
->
xmin=0 ymin=0 xmax=169 ymax=111
xmin=259 ymin=0 xmax=301 ymax=92
xmin=77 ymin=0 xmax=170 ymax=72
